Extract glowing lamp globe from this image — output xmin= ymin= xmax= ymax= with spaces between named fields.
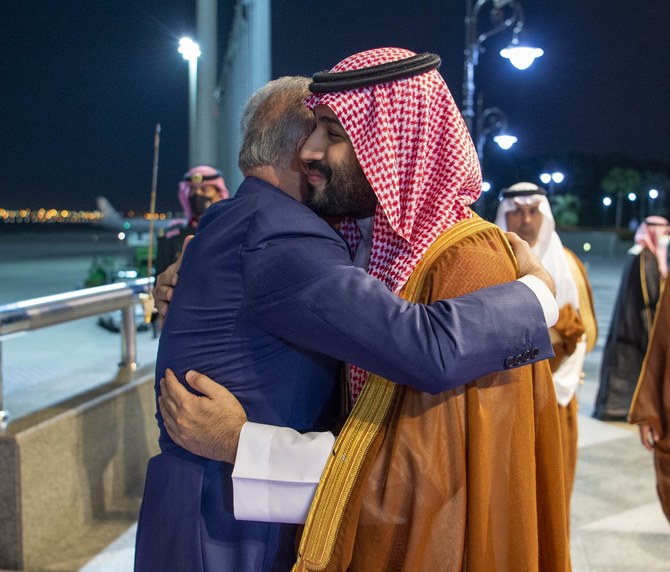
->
xmin=179 ymin=37 xmax=201 ymax=61
xmin=493 ymin=134 xmax=518 ymax=150
xmin=500 ymin=44 xmax=544 ymax=70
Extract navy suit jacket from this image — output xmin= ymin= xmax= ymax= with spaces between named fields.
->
xmin=135 ymin=176 xmax=552 ymax=571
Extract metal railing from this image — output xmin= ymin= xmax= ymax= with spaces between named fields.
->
xmin=0 ymin=278 xmax=153 ymax=428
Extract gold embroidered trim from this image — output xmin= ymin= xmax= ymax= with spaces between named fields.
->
xmin=640 ymin=252 xmax=654 ymax=333
xmin=293 ymin=215 xmax=497 ymax=571
xmin=564 ymin=248 xmax=598 ymax=353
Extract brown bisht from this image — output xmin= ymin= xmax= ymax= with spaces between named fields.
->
xmin=555 ymin=248 xmax=597 ymax=520
xmin=595 ymin=247 xmax=663 ymax=420
xmin=293 ymin=218 xmax=571 ymax=572
xmin=629 ymin=277 xmax=670 ymax=523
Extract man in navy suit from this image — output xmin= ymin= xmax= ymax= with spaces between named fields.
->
xmin=137 ymin=76 xmax=556 ymax=571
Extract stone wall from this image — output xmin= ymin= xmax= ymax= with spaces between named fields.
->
xmin=0 ymin=372 xmax=159 ymax=571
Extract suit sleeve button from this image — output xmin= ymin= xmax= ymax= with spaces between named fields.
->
xmin=522 ymin=350 xmax=531 ymax=362
xmin=514 ymin=354 xmax=523 ymax=365
xmin=531 ymin=347 xmax=540 ymax=358
xmin=504 ymin=356 xmax=515 ymax=368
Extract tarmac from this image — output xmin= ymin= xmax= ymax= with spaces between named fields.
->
xmin=0 ymin=232 xmax=668 ymax=571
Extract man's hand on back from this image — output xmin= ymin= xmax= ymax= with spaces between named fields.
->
xmin=506 ymin=231 xmax=556 ymax=296
xmin=159 ymin=369 xmax=248 ymax=464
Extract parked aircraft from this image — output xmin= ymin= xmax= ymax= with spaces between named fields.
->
xmin=96 ymin=197 xmax=180 ymax=234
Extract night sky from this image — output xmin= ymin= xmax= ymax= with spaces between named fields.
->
xmin=2 ymin=1 xmax=669 ymax=212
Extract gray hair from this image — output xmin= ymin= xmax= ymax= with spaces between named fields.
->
xmin=238 ymin=76 xmax=314 ymax=172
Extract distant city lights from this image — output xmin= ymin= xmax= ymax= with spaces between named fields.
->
xmin=481 ymin=181 xmax=491 ymax=193
xmin=583 ymin=243 xmax=592 ymax=252
xmin=602 ymin=197 xmax=612 ymax=207
xmin=0 ymin=207 xmax=177 ymax=224
xmin=628 ymin=192 xmax=637 ymax=202
xmin=649 ymin=188 xmax=659 ymax=200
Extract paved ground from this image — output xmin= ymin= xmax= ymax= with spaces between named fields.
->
xmin=1 ymin=234 xmax=669 ymax=571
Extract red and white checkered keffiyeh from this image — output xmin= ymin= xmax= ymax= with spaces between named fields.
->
xmin=634 ymin=215 xmax=670 ymax=278
xmin=306 ymin=47 xmax=482 ymax=400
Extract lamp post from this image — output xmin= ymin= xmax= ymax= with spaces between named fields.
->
xmin=462 ymin=0 xmax=543 ymax=136
xmin=648 ymin=188 xmax=659 ymax=216
xmin=540 ymin=171 xmax=564 ymax=195
xmin=179 ymin=37 xmax=201 ymax=167
xmin=602 ymin=196 xmax=612 ymax=226
xmin=473 ymin=180 xmax=493 ymax=216
xmin=476 ymin=106 xmax=517 ymax=160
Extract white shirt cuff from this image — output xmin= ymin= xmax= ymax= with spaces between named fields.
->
xmin=516 ymin=275 xmax=559 ymax=327
xmin=232 ymin=422 xmax=335 ymax=524
xmin=553 ymin=338 xmax=588 ymax=406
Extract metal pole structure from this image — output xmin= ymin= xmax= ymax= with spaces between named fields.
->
xmin=146 ymin=123 xmax=160 ymax=282
xmin=461 ymin=0 xmax=523 ymax=137
xmin=196 ymin=0 xmax=218 ymax=166
xmin=249 ymin=0 xmax=272 ymax=92
xmin=462 ymin=0 xmax=477 ymax=135
xmin=188 ymin=57 xmax=198 ymax=166
xmin=476 ymin=106 xmax=508 ymax=159
xmin=217 ymin=0 xmax=272 ymax=192
xmin=118 ymin=305 xmax=138 ymax=383
xmin=0 ymin=278 xmax=152 ymax=426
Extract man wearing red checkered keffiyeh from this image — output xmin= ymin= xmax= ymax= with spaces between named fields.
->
xmin=295 ymin=48 xmax=571 ymax=571
xmin=301 ymin=47 xmax=482 ymax=400
xmin=304 ymin=47 xmax=481 ymax=292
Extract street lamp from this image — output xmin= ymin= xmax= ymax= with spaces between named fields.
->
xmin=476 ymin=106 xmax=517 ymax=159
xmin=500 ymin=36 xmax=544 ymax=70
xmin=648 ymin=188 xmax=659 ymax=216
xmin=179 ymin=37 xmax=201 ymax=166
xmin=473 ymin=180 xmax=494 ymax=216
xmin=602 ymin=196 xmax=612 ymax=226
xmin=539 ymin=171 xmax=564 ymax=194
xmin=462 ymin=0 xmax=543 ymax=135
xmin=493 ymin=134 xmax=518 ymax=149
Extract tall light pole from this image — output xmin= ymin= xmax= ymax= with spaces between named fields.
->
xmin=648 ymin=188 xmax=659 ymax=216
xmin=179 ymin=37 xmax=201 ymax=167
xmin=462 ymin=0 xmax=543 ymax=136
xmin=602 ymin=196 xmax=612 ymax=227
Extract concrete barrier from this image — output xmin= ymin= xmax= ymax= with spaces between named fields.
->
xmin=0 ymin=369 xmax=159 ymax=571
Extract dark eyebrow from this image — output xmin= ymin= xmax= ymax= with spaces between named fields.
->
xmin=317 ymin=114 xmax=349 ymax=138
